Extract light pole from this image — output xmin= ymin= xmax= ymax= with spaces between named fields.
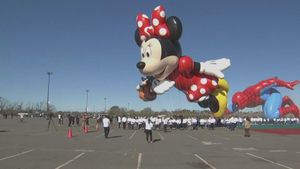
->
xmin=46 ymin=72 xmax=56 ymax=131
xmin=85 ymin=89 xmax=89 ymax=113
xmin=104 ymin=97 xmax=107 ymax=113
xmin=46 ymin=72 xmax=53 ymax=114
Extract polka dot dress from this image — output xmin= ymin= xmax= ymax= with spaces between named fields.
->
xmin=185 ymin=77 xmax=218 ymax=102
xmin=167 ymin=56 xmax=218 ymax=102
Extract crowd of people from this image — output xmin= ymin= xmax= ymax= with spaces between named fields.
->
xmin=115 ymin=116 xmax=300 ymax=131
xmin=2 ymin=112 xmax=299 ymax=140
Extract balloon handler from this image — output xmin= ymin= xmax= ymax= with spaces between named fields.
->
xmin=134 ymin=6 xmax=230 ymax=118
xmin=228 ymin=77 xmax=300 ymax=118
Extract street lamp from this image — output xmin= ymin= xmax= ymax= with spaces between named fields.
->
xmin=85 ymin=89 xmax=89 ymax=113
xmin=104 ymin=97 xmax=107 ymax=113
xmin=46 ymin=72 xmax=53 ymax=114
xmin=46 ymin=72 xmax=56 ymax=131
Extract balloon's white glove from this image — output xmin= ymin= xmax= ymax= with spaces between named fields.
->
xmin=152 ymin=80 xmax=175 ymax=94
xmin=200 ymin=58 xmax=231 ymax=78
xmin=136 ymin=79 xmax=148 ymax=90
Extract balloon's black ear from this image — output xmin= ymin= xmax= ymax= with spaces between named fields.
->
xmin=135 ymin=29 xmax=142 ymax=46
xmin=167 ymin=16 xmax=182 ymax=41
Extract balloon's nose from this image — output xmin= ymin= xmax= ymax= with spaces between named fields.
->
xmin=136 ymin=62 xmax=146 ymax=69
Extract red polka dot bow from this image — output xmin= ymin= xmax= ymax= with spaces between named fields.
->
xmin=136 ymin=5 xmax=170 ymax=41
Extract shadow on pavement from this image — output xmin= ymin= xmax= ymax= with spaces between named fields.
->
xmin=107 ymin=135 xmax=123 ymax=139
xmin=0 ymin=130 xmax=9 ymax=132
xmin=153 ymin=139 xmax=161 ymax=143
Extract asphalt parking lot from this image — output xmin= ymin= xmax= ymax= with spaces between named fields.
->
xmin=0 ymin=118 xmax=300 ymax=169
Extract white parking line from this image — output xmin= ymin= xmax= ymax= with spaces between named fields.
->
xmin=185 ymin=133 xmax=199 ymax=140
xmin=201 ymin=141 xmax=221 ymax=145
xmin=246 ymin=153 xmax=293 ymax=169
xmin=137 ymin=153 xmax=142 ymax=169
xmin=129 ymin=131 xmax=137 ymax=140
xmin=74 ymin=149 xmax=95 ymax=153
xmin=269 ymin=150 xmax=287 ymax=153
xmin=232 ymin=147 xmax=257 ymax=151
xmin=158 ymin=132 xmax=165 ymax=140
xmin=55 ymin=153 xmax=85 ymax=169
xmin=194 ymin=154 xmax=217 ymax=169
xmin=0 ymin=149 xmax=34 ymax=161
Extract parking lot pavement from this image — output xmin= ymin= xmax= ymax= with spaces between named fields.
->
xmin=0 ymin=118 xmax=300 ymax=169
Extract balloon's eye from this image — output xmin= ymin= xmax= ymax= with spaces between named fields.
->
xmin=145 ymin=46 xmax=151 ymax=58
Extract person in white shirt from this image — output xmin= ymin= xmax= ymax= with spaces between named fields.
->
xmin=58 ymin=114 xmax=62 ymax=126
xmin=127 ymin=117 xmax=132 ymax=129
xmin=137 ymin=117 xmax=142 ymax=129
xmin=131 ymin=118 xmax=136 ymax=130
xmin=19 ymin=113 xmax=24 ymax=122
xmin=176 ymin=119 xmax=181 ymax=129
xmin=191 ymin=118 xmax=197 ymax=130
xmin=207 ymin=117 xmax=215 ymax=130
xmin=102 ymin=116 xmax=111 ymax=138
xmin=145 ymin=118 xmax=153 ymax=143
xmin=163 ymin=118 xmax=169 ymax=132
xmin=117 ymin=116 xmax=121 ymax=128
xmin=122 ymin=116 xmax=127 ymax=129
xmin=199 ymin=119 xmax=205 ymax=129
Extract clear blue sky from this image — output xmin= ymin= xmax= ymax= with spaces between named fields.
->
xmin=1 ymin=0 xmax=299 ymax=112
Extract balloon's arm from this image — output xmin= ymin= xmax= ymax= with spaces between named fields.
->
xmin=152 ymin=80 xmax=175 ymax=94
xmin=193 ymin=61 xmax=201 ymax=73
xmin=136 ymin=76 xmax=154 ymax=90
xmin=177 ymin=56 xmax=195 ymax=76
xmin=136 ymin=76 xmax=157 ymax=101
xmin=195 ymin=58 xmax=231 ymax=78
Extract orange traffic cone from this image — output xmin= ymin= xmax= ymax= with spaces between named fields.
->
xmin=84 ymin=125 xmax=88 ymax=134
xmin=68 ymin=127 xmax=73 ymax=139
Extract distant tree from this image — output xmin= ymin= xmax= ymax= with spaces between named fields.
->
xmin=0 ymin=97 xmax=8 ymax=115
xmin=108 ymin=105 xmax=126 ymax=117
xmin=26 ymin=103 xmax=38 ymax=115
xmin=16 ymin=102 xmax=23 ymax=113
xmin=6 ymin=102 xmax=18 ymax=115
xmin=46 ymin=104 xmax=57 ymax=114
xmin=140 ymin=107 xmax=154 ymax=117
xmin=35 ymin=102 xmax=46 ymax=113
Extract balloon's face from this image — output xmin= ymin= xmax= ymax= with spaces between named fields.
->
xmin=232 ymin=92 xmax=248 ymax=110
xmin=138 ymin=38 xmax=178 ymax=81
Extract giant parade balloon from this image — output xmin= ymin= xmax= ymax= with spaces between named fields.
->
xmin=134 ymin=5 xmax=231 ymax=118
xmin=228 ymin=77 xmax=300 ymax=118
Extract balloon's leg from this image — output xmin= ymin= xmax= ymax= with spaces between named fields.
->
xmin=210 ymin=79 xmax=229 ymax=118
xmin=279 ymin=96 xmax=300 ymax=118
xmin=263 ymin=92 xmax=282 ymax=118
xmin=218 ymin=78 xmax=229 ymax=93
